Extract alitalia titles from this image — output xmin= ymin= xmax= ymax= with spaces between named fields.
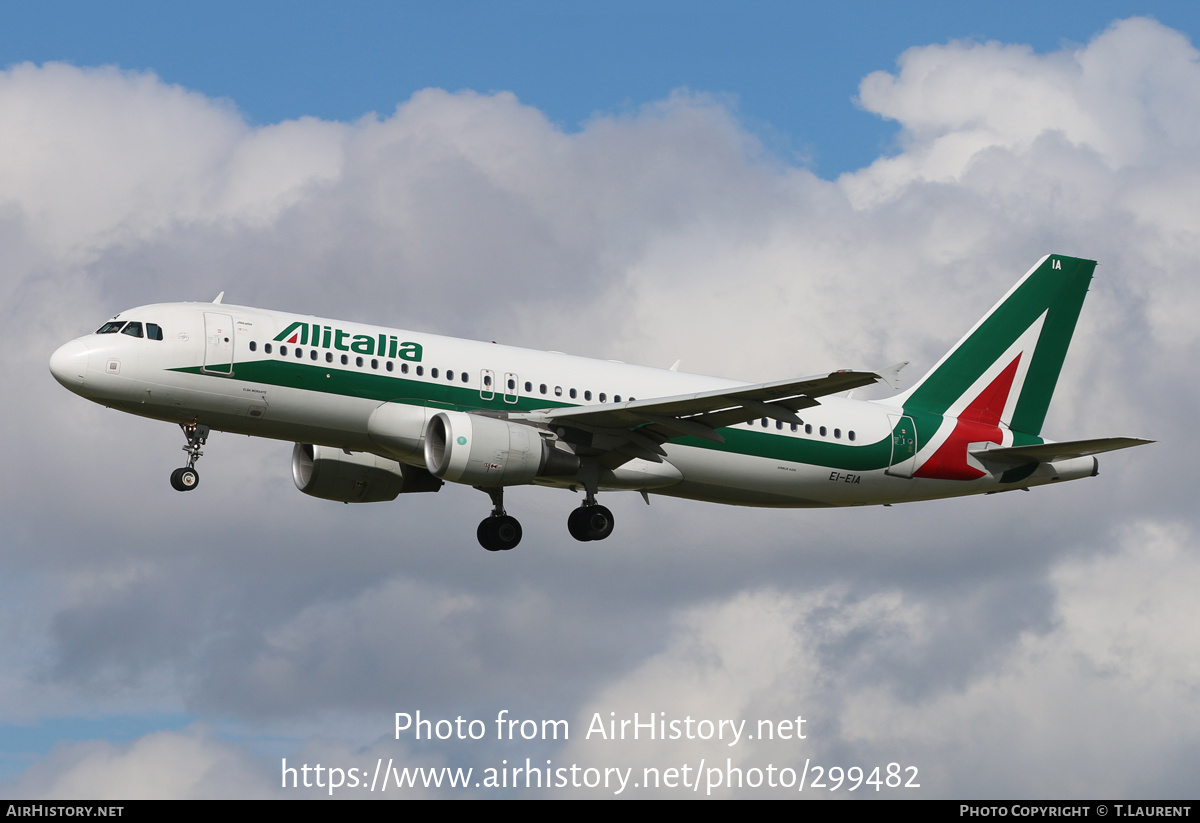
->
xmin=273 ymin=321 xmax=423 ymax=361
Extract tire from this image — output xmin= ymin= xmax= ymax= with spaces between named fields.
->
xmin=478 ymin=516 xmax=522 ymax=552
xmin=585 ymin=504 xmax=614 ymax=541
xmin=567 ymin=506 xmax=594 ymax=542
xmin=178 ymin=467 xmax=199 ymax=491
xmin=493 ymin=515 xmax=522 ymax=551
xmin=477 ymin=519 xmax=502 ymax=551
xmin=170 ymin=467 xmax=199 ymax=492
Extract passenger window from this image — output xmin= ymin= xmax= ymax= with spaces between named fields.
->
xmin=386 ymin=361 xmax=393 ymax=372
xmin=569 ymin=388 xmax=577 ymax=399
xmin=296 ymin=348 xmax=303 ymax=358
xmin=447 ymin=370 xmax=454 ymax=381
xmin=341 ymin=354 xmax=348 ymax=365
xmin=431 ymin=368 xmax=439 ymax=378
xmin=614 ymin=395 xmax=621 ymax=402
xmin=834 ymin=428 xmax=841 ymax=439
xmin=249 ymin=341 xmax=257 ymax=352
xmin=507 ymin=378 xmax=515 ymax=390
xmin=849 ymin=431 xmax=856 ymax=441
xmin=599 ymin=393 xmax=606 ymax=403
xmin=539 ymin=384 xmax=547 ymax=395
xmin=401 ymin=363 xmax=408 ymax=373
xmin=805 ymin=424 xmax=812 ymax=434
xmin=416 ymin=366 xmax=423 ymax=376
xmin=524 ymin=381 xmax=532 ymax=392
xmin=356 ymin=356 xmax=364 ymax=367
xmin=585 ymin=391 xmax=592 ymax=401
xmin=326 ymin=352 xmax=333 ymax=363
xmin=147 ymin=323 xmax=163 ymax=340
xmin=820 ymin=426 xmax=827 ymax=437
xmin=311 ymin=350 xmax=318 ymax=361
xmin=371 ymin=359 xmax=378 ymax=369
xmin=461 ymin=373 xmax=468 ymax=383
xmin=121 ymin=322 xmax=143 ymax=338
xmin=280 ymin=346 xmax=288 ymax=356
xmin=554 ymin=386 xmax=562 ymax=396
xmin=761 ymin=418 xmax=768 ymax=428
xmin=265 ymin=343 xmax=273 ymax=354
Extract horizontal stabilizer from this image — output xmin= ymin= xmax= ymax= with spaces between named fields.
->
xmin=971 ymin=437 xmax=1153 ymax=466
xmin=877 ymin=361 xmax=909 ymax=391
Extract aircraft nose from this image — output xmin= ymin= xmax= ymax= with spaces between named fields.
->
xmin=49 ymin=339 xmax=89 ymax=388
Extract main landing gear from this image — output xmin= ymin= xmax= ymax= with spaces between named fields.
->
xmin=567 ymin=498 xmax=614 ymax=542
xmin=477 ymin=487 xmax=522 ymax=552
xmin=474 ymin=487 xmax=617 ymax=552
xmin=169 ymin=421 xmax=209 ymax=492
xmin=565 ymin=462 xmax=614 ymax=543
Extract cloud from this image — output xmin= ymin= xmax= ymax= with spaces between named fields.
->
xmin=9 ymin=728 xmax=270 ymax=799
xmin=853 ymin=18 xmax=1200 ymax=191
xmin=3 ymin=17 xmax=1196 ymax=797
xmin=556 ymin=520 xmax=1200 ymax=798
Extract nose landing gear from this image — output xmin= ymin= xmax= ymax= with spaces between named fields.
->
xmin=170 ymin=421 xmax=209 ymax=492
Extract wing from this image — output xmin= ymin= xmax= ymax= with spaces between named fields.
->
xmin=971 ymin=437 xmax=1154 ymax=466
xmin=513 ymin=370 xmax=882 ymax=465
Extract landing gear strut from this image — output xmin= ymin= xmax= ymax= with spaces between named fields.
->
xmin=170 ymin=421 xmax=209 ymax=492
xmin=476 ymin=487 xmax=522 ymax=552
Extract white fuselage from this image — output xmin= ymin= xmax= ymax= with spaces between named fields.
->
xmin=49 ymin=301 xmax=1097 ymax=511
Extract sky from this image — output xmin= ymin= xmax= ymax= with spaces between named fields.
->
xmin=2 ymin=1 xmax=1198 ymax=799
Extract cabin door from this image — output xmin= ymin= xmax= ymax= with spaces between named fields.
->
xmin=886 ymin=415 xmax=917 ymax=478
xmin=202 ymin=312 xmax=234 ymax=375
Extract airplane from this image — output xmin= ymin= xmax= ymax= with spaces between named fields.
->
xmin=49 ymin=254 xmax=1149 ymax=552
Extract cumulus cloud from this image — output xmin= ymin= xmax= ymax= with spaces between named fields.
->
xmin=3 ymin=17 xmax=1197 ymax=797
xmin=9 ymin=728 xmax=270 ymax=799
xmin=555 ymin=519 xmax=1200 ymax=798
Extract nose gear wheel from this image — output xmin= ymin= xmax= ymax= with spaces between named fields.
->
xmin=170 ymin=467 xmax=199 ymax=491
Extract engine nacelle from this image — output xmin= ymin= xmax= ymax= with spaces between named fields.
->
xmin=367 ymin=401 xmax=435 ymax=461
xmin=292 ymin=443 xmax=442 ymax=503
xmin=423 ymin=411 xmax=579 ymax=486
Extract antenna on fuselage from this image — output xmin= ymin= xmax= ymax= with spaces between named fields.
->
xmin=212 ymin=292 xmax=225 ymax=304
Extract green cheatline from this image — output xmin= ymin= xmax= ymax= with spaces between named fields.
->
xmin=173 ymin=359 xmax=897 ymax=471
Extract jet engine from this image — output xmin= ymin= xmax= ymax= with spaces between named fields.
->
xmin=292 ymin=443 xmax=442 ymax=503
xmin=423 ymin=411 xmax=579 ymax=486
xmin=366 ymin=401 xmax=435 ymax=462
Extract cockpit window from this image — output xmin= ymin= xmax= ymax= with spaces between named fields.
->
xmin=147 ymin=323 xmax=163 ymax=340
xmin=96 ymin=321 xmax=125 ymax=334
xmin=120 ymin=321 xmax=144 ymax=338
